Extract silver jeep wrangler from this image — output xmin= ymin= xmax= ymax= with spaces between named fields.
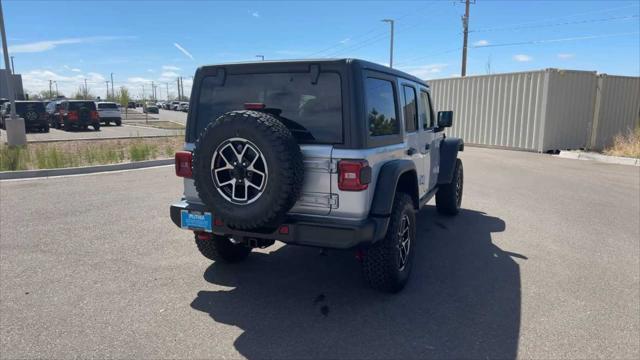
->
xmin=170 ymin=59 xmax=464 ymax=292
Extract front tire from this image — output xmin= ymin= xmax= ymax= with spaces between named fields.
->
xmin=436 ymin=158 xmax=463 ymax=215
xmin=195 ymin=234 xmax=251 ymax=263
xmin=362 ymin=192 xmax=416 ymax=293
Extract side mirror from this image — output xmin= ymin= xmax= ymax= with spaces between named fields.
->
xmin=437 ymin=111 xmax=453 ymax=128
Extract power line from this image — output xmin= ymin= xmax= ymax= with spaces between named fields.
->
xmin=471 ymin=14 xmax=639 ymax=33
xmin=472 ymin=3 xmax=639 ymax=32
xmin=473 ymin=31 xmax=640 ymax=49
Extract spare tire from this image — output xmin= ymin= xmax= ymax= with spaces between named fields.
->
xmin=192 ymin=110 xmax=304 ymax=230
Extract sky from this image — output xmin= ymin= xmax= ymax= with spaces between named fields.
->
xmin=2 ymin=0 xmax=639 ymax=99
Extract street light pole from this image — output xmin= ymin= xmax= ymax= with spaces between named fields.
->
xmin=53 ymin=81 xmax=58 ymax=97
xmin=0 ymin=0 xmax=26 ymax=145
xmin=84 ymin=78 xmax=88 ymax=99
xmin=382 ymin=19 xmax=394 ymax=68
xmin=110 ymin=72 xmax=115 ymax=98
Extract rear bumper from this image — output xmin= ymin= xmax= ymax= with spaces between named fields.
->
xmin=99 ymin=116 xmax=121 ymax=121
xmin=169 ymin=200 xmax=389 ymax=249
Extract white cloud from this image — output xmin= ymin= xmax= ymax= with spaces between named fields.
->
xmin=557 ymin=53 xmax=575 ymax=60
xmin=173 ymin=43 xmax=194 ymax=60
xmin=7 ymin=36 xmax=130 ymax=53
xmin=162 ymin=65 xmax=181 ymax=71
xmin=513 ymin=54 xmax=532 ymax=62
xmin=21 ymin=69 xmax=108 ymax=97
xmin=251 ymin=11 xmax=260 ymax=18
xmin=473 ymin=39 xmax=489 ymax=47
xmin=127 ymin=77 xmax=152 ymax=84
xmin=340 ymin=38 xmax=351 ymax=44
xmin=63 ymin=65 xmax=82 ymax=72
xmin=399 ymin=63 xmax=448 ymax=79
xmin=159 ymin=71 xmax=179 ymax=81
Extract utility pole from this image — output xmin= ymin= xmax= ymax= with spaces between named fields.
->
xmin=110 ymin=72 xmax=115 ymax=98
xmin=151 ymin=81 xmax=155 ymax=100
xmin=165 ymin=82 xmax=169 ymax=101
xmin=180 ymin=77 xmax=185 ymax=100
xmin=381 ymin=19 xmax=394 ymax=68
xmin=105 ymin=81 xmax=110 ymax=99
xmin=49 ymin=80 xmax=53 ymax=98
xmin=176 ymin=77 xmax=181 ymax=100
xmin=460 ymin=0 xmax=473 ymax=77
xmin=53 ymin=81 xmax=58 ymax=97
xmin=84 ymin=78 xmax=88 ymax=99
xmin=0 ymin=0 xmax=26 ymax=146
xmin=256 ymin=55 xmax=264 ymax=61
xmin=9 ymin=54 xmax=14 ymax=73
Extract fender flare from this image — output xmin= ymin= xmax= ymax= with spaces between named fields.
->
xmin=370 ymin=159 xmax=418 ymax=217
xmin=438 ymin=137 xmax=464 ymax=184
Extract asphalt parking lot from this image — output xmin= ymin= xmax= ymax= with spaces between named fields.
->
xmin=0 ymin=123 xmax=182 ymax=143
xmin=0 ymin=147 xmax=638 ymax=359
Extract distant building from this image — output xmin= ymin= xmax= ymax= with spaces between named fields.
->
xmin=0 ymin=69 xmax=25 ymax=100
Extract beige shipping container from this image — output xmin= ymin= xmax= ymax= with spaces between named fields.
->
xmin=589 ymin=75 xmax=640 ymax=151
xmin=428 ymin=69 xmax=617 ymax=152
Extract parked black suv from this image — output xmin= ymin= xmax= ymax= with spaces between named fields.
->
xmin=0 ymin=101 xmax=50 ymax=132
xmin=50 ymin=100 xmax=100 ymax=131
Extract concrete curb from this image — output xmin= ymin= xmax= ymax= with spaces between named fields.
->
xmin=0 ymin=159 xmax=174 ymax=180
xmin=557 ymin=151 xmax=639 ymax=166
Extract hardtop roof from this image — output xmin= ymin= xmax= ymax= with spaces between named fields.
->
xmin=198 ymin=58 xmax=429 ymax=88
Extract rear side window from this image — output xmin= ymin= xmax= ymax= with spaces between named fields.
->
xmin=365 ymin=78 xmax=399 ymax=137
xmin=420 ymin=91 xmax=434 ymax=129
xmin=195 ymin=72 xmax=342 ymax=144
xmin=98 ymin=103 xmax=118 ymax=109
xmin=68 ymin=102 xmax=96 ymax=111
xmin=402 ymin=85 xmax=418 ymax=132
xmin=15 ymin=102 xmax=45 ymax=113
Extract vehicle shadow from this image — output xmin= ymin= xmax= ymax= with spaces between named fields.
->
xmin=190 ymin=207 xmax=521 ymax=359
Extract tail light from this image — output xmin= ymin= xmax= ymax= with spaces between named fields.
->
xmin=175 ymin=151 xmax=193 ymax=178
xmin=67 ymin=111 xmax=78 ymax=121
xmin=91 ymin=111 xmax=99 ymax=120
xmin=338 ymin=160 xmax=371 ymax=191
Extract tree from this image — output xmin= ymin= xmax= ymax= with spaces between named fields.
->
xmin=72 ymin=86 xmax=95 ymax=100
xmin=117 ymin=86 xmax=131 ymax=116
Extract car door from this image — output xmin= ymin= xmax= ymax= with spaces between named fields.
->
xmin=400 ymin=82 xmax=429 ymax=198
xmin=418 ymin=88 xmax=442 ymax=191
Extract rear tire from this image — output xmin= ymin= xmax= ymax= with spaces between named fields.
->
xmin=436 ymin=158 xmax=463 ymax=216
xmin=115 ymin=119 xmax=122 ymax=126
xmin=362 ymin=192 xmax=416 ymax=293
xmin=195 ymin=234 xmax=251 ymax=263
xmin=104 ymin=120 xmax=110 ymax=126
xmin=42 ymin=125 xmax=50 ymax=133
xmin=93 ymin=123 xmax=100 ymax=131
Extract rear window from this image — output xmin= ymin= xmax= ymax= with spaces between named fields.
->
xmin=98 ymin=103 xmax=118 ymax=109
xmin=68 ymin=102 xmax=96 ymax=110
xmin=14 ymin=102 xmax=45 ymax=113
xmin=195 ymin=72 xmax=342 ymax=144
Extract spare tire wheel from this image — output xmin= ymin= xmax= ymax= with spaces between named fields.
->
xmin=192 ymin=110 xmax=305 ymax=230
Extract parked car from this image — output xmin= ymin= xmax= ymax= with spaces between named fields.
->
xmin=50 ymin=100 xmax=100 ymax=131
xmin=96 ymin=102 xmax=122 ymax=126
xmin=170 ymin=59 xmax=463 ymax=293
xmin=144 ymin=104 xmax=159 ymax=114
xmin=127 ymin=101 xmax=136 ymax=109
xmin=0 ymin=98 xmax=8 ymax=107
xmin=0 ymin=100 xmax=50 ymax=132
xmin=163 ymin=102 xmax=173 ymax=110
xmin=179 ymin=102 xmax=189 ymax=112
xmin=170 ymin=101 xmax=180 ymax=110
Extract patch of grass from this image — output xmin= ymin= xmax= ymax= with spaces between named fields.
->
xmin=0 ymin=136 xmax=183 ymax=171
xmin=604 ymin=127 xmax=640 ymax=158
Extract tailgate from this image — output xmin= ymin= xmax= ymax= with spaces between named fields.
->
xmin=289 ymin=144 xmax=335 ymax=216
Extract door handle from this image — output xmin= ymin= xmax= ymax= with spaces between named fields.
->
xmin=406 ymin=147 xmax=417 ymax=156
